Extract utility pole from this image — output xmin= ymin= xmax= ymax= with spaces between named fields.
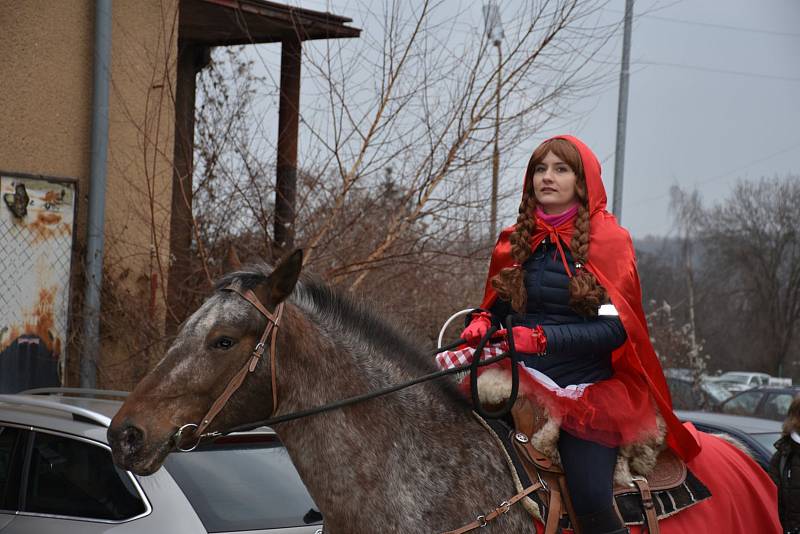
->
xmin=483 ymin=1 xmax=503 ymax=239
xmin=613 ymin=0 xmax=634 ymax=222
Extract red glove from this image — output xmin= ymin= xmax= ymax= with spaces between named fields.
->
xmin=460 ymin=312 xmax=492 ymax=347
xmin=511 ymin=325 xmax=547 ymax=354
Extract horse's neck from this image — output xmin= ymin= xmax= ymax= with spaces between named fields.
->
xmin=272 ymin=307 xmax=529 ymax=533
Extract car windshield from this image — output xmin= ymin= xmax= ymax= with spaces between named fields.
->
xmin=164 ymin=434 xmax=322 ymax=532
xmin=702 ymin=382 xmax=732 ymax=403
xmin=751 ymin=432 xmax=781 ymax=453
xmin=719 ymin=374 xmax=750 ymax=384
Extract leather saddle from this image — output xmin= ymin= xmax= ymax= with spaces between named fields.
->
xmin=504 ymin=398 xmax=710 ymax=534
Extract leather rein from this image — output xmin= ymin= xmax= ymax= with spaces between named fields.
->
xmin=172 ymin=288 xmax=519 ymax=452
xmin=170 ymin=288 xmax=533 ymax=532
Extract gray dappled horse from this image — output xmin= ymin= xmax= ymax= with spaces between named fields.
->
xmin=108 ymin=251 xmax=780 ymax=533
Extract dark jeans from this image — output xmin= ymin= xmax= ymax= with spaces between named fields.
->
xmin=558 ymin=429 xmax=619 ymax=516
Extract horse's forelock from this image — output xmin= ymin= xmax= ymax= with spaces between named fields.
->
xmin=215 ymin=265 xmax=272 ymax=292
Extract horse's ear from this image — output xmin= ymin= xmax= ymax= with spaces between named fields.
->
xmin=224 ymin=244 xmax=242 ymax=272
xmin=260 ymin=249 xmax=303 ymax=305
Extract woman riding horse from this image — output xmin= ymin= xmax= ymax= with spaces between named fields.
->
xmin=457 ymin=136 xmax=700 ymax=534
xmin=107 ymin=140 xmax=780 ymax=532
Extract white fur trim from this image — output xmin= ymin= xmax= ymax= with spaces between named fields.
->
xmin=476 ymin=368 xmax=513 ymax=405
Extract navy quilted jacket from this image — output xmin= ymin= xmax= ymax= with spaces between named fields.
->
xmin=484 ymin=237 xmax=627 ymax=388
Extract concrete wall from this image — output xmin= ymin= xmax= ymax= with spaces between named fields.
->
xmin=0 ymin=1 xmax=179 ymax=388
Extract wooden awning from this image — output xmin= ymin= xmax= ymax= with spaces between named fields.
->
xmin=180 ymin=0 xmax=361 ymax=45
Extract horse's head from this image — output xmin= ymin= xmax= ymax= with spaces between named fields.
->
xmin=108 ymin=250 xmax=303 ymax=475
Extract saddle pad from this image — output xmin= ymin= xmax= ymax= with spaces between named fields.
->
xmin=559 ymin=469 xmax=712 ymax=529
xmin=483 ymin=416 xmax=712 ymax=528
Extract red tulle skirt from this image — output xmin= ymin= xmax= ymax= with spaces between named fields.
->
xmin=437 ymin=344 xmax=660 ymax=448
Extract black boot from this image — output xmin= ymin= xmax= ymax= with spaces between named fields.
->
xmin=576 ymin=507 xmax=628 ymax=534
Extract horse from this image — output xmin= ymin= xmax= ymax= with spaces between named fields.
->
xmin=108 ymin=251 xmax=781 ymax=533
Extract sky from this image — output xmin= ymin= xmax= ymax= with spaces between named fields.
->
xmin=250 ymin=0 xmax=800 ymax=238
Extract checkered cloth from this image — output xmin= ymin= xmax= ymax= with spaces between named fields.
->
xmin=435 ymin=342 xmax=507 ymax=371
xmin=435 ymin=341 xmax=590 ymax=401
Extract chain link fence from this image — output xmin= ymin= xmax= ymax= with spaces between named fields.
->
xmin=0 ymin=173 xmax=76 ymax=391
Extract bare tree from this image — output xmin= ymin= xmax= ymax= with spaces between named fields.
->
xmin=177 ymin=1 xmax=620 ymax=340
xmin=667 ymin=186 xmax=708 ymax=385
xmin=293 ymin=0 xmax=618 ymax=292
xmin=701 ymin=176 xmax=800 ymax=377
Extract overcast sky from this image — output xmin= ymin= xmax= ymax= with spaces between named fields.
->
xmin=257 ymin=0 xmax=800 ymax=238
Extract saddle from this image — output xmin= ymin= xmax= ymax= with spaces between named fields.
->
xmin=493 ymin=397 xmax=711 ymax=534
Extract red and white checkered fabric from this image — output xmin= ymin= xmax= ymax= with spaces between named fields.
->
xmin=435 ymin=342 xmax=507 ymax=371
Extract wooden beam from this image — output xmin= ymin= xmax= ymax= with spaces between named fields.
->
xmin=273 ymin=36 xmax=301 ymax=257
xmin=166 ymin=44 xmax=209 ymax=334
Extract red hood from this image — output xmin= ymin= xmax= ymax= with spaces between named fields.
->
xmin=550 ymin=134 xmax=606 ymax=215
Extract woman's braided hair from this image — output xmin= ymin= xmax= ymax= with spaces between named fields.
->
xmin=490 ymin=138 xmax=607 ymax=316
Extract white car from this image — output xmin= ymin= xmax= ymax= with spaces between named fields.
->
xmin=0 ymin=388 xmax=323 ymax=534
xmin=711 ymin=372 xmax=772 ymax=394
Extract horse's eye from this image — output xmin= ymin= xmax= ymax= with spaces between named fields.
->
xmin=213 ymin=337 xmax=235 ymax=350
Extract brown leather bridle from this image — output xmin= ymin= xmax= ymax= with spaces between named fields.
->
xmin=174 ymin=284 xmax=284 ymax=452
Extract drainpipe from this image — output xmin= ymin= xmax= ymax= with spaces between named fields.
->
xmin=80 ymin=0 xmax=112 ymax=388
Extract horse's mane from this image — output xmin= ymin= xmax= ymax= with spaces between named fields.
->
xmin=215 ymin=265 xmax=462 ymax=401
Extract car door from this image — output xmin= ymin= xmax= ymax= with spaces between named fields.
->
xmin=0 ymin=425 xmax=26 ymax=532
xmin=760 ymin=392 xmax=796 ymax=421
xmin=720 ymin=390 xmax=763 ymax=417
xmin=1 ymin=428 xmax=151 ymax=534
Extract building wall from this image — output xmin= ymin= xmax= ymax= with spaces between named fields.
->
xmin=0 ymin=1 xmax=179 ymax=388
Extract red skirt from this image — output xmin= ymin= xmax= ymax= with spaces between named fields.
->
xmin=437 ymin=344 xmax=660 ymax=448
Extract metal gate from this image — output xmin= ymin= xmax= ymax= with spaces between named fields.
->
xmin=0 ymin=172 xmax=77 ymax=392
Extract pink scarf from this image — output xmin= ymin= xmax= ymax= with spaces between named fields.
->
xmin=535 ymin=203 xmax=578 ymax=227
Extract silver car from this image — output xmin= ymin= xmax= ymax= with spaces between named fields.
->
xmin=0 ymin=388 xmax=323 ymax=533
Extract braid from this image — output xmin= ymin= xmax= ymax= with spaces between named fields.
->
xmin=568 ymin=188 xmax=607 ymax=316
xmin=491 ymin=182 xmax=537 ymax=312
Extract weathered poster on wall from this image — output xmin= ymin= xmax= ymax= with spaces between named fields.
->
xmin=0 ymin=172 xmax=76 ymax=392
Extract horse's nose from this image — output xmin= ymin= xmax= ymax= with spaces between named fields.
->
xmin=108 ymin=422 xmax=145 ymax=458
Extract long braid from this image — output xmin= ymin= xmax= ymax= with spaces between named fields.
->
xmin=491 ymin=175 xmax=537 ymax=312
xmin=569 ymin=190 xmax=607 ymax=316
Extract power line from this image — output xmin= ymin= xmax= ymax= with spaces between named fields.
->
xmin=635 ymin=12 xmax=800 ymax=38
xmin=633 ymin=140 xmax=800 ymax=204
xmin=635 ymin=59 xmax=800 ymax=83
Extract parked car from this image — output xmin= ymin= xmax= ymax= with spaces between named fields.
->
xmin=675 ymin=410 xmax=781 ymax=471
xmin=0 ymin=388 xmax=323 ymax=533
xmin=666 ymin=376 xmax=731 ymax=411
xmin=716 ymin=386 xmax=800 ymax=421
xmin=711 ymin=371 xmax=772 ymax=394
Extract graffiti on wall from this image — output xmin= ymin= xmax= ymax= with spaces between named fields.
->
xmin=0 ymin=173 xmax=76 ymax=392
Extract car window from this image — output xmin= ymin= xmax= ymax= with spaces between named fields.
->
xmin=0 ymin=426 xmax=24 ymax=511
xmin=24 ymin=431 xmax=146 ymax=521
xmin=164 ymin=435 xmax=322 ymax=532
xmin=668 ymin=379 xmax=695 ymax=410
xmin=721 ymin=374 xmax=749 ymax=384
xmin=762 ymin=393 xmax=795 ymax=421
xmin=721 ymin=391 xmax=762 ymax=416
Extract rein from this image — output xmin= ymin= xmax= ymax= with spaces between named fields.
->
xmin=173 ymin=289 xmax=517 ymax=451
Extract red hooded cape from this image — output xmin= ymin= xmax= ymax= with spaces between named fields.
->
xmin=480 ymin=135 xmax=701 ymax=461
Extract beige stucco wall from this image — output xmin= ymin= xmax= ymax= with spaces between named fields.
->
xmin=0 ymin=1 xmax=179 ymax=387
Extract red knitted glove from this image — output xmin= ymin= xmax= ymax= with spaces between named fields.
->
xmin=460 ymin=312 xmax=492 ymax=347
xmin=511 ymin=325 xmax=547 ymax=354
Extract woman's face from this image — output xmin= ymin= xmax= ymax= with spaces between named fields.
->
xmin=532 ymin=151 xmax=578 ymax=214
